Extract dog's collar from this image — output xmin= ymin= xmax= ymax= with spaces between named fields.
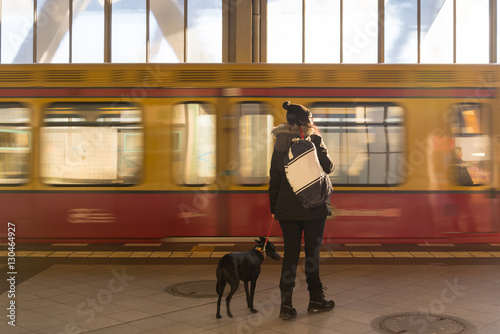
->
xmin=255 ymin=246 xmax=266 ymax=258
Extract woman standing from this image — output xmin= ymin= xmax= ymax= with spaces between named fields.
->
xmin=269 ymin=101 xmax=335 ymax=320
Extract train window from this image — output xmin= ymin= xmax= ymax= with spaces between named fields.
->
xmin=236 ymin=103 xmax=274 ymax=185
xmin=448 ymin=103 xmax=491 ymax=186
xmin=172 ymin=103 xmax=216 ymax=185
xmin=40 ymin=102 xmax=143 ymax=185
xmin=310 ymin=103 xmax=405 ymax=186
xmin=0 ymin=103 xmax=31 ymax=185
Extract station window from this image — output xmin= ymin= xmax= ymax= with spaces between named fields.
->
xmin=40 ymin=102 xmax=143 ymax=185
xmin=1 ymin=0 xmax=34 ymax=63
xmin=236 ymin=103 xmax=274 ymax=185
xmin=448 ymin=103 xmax=491 ymax=186
xmin=0 ymin=103 xmax=31 ymax=185
xmin=172 ymin=103 xmax=216 ymax=185
xmin=309 ymin=103 xmax=405 ymax=186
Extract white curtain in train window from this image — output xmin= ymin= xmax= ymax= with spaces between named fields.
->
xmin=238 ymin=113 xmax=273 ymax=184
xmin=1 ymin=0 xmax=34 ymax=63
xmin=0 ymin=105 xmax=31 ymax=184
xmin=172 ymin=103 xmax=216 ymax=185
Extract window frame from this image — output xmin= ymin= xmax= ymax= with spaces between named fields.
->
xmin=447 ymin=102 xmax=492 ymax=186
xmin=0 ymin=102 xmax=32 ymax=186
xmin=39 ymin=101 xmax=144 ymax=186
xmin=235 ymin=101 xmax=274 ymax=186
xmin=309 ymin=102 xmax=406 ymax=187
xmin=171 ymin=101 xmax=217 ymax=186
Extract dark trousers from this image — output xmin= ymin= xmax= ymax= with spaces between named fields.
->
xmin=279 ymin=217 xmax=326 ymax=292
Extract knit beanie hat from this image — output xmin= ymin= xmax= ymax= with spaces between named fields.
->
xmin=283 ymin=101 xmax=312 ymax=125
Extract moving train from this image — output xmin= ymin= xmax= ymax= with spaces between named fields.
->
xmin=0 ymin=63 xmax=499 ymax=244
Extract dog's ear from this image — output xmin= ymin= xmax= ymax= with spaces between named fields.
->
xmin=259 ymin=236 xmax=265 ymax=241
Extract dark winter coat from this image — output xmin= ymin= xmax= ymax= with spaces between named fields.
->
xmin=268 ymin=123 xmax=334 ymax=221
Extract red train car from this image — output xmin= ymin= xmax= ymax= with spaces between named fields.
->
xmin=0 ymin=63 xmax=499 ymax=243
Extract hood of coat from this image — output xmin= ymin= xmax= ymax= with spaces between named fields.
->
xmin=271 ymin=123 xmax=318 ymax=153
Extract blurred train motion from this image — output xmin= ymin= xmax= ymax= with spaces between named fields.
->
xmin=0 ymin=63 xmax=499 ymax=243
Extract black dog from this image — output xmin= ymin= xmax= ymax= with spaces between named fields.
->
xmin=216 ymin=237 xmax=281 ymax=318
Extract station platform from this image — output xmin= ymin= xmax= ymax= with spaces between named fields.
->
xmin=2 ymin=243 xmax=500 ymax=333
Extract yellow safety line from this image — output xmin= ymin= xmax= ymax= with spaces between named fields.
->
xmin=2 ymin=249 xmax=500 ymax=258
xmin=150 ymin=251 xmax=173 ymax=258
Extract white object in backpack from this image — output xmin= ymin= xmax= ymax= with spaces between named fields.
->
xmin=284 ymin=127 xmax=333 ymax=209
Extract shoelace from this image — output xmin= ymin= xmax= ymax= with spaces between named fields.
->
xmin=320 ymin=286 xmax=328 ymax=299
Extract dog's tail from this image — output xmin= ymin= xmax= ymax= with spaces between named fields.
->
xmin=216 ymin=269 xmax=224 ymax=295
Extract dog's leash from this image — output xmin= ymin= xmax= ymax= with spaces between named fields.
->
xmin=263 ymin=216 xmax=274 ymax=252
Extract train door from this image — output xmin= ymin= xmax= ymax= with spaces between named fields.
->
xmin=170 ymin=102 xmax=220 ymax=236
xmin=226 ymin=101 xmax=277 ymax=237
xmin=494 ymin=122 xmax=500 ymax=232
xmin=447 ymin=103 xmax=494 ymax=233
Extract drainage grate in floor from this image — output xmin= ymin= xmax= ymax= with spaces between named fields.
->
xmin=371 ymin=312 xmax=476 ymax=334
xmin=164 ymin=280 xmax=243 ymax=298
